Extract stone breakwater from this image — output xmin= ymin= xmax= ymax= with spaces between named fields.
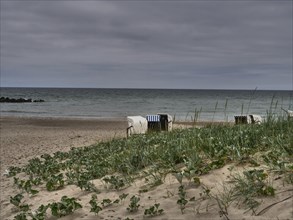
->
xmin=0 ymin=97 xmax=45 ymax=103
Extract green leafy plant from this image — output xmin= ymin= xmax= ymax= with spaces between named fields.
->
xmin=144 ymin=203 xmax=164 ymax=216
xmin=10 ymin=194 xmax=23 ymax=207
xmin=89 ymin=194 xmax=102 ymax=215
xmin=76 ymin=173 xmax=99 ymax=192
xmin=13 ymin=212 xmax=27 ymax=220
xmin=28 ymin=204 xmax=49 ymax=220
xmin=173 ymin=171 xmax=189 ymax=213
xmin=5 ymin=166 xmax=22 ymax=177
xmin=173 ymin=171 xmax=183 ymax=185
xmin=29 ymin=176 xmax=42 ymax=186
xmin=119 ymin=193 xmax=129 ymax=201
xmin=127 ymin=195 xmax=140 ymax=212
xmin=101 ymin=198 xmax=112 ymax=207
xmin=49 ymin=196 xmax=82 ymax=217
xmin=230 ymin=169 xmax=275 ymax=214
xmin=177 ymin=185 xmax=188 ymax=214
xmin=10 ymin=194 xmax=30 ymax=212
xmin=46 ymin=174 xmax=64 ymax=191
xmin=143 ymin=166 xmax=166 ymax=188
xmin=13 ymin=178 xmax=39 ymax=195
xmin=103 ymin=175 xmax=126 ymax=190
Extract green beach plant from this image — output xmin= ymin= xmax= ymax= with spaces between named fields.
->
xmin=46 ymin=174 xmax=64 ymax=191
xmin=103 ymin=175 xmax=126 ymax=190
xmin=49 ymin=196 xmax=82 ymax=217
xmin=177 ymin=185 xmax=188 ymax=214
xmin=28 ymin=204 xmax=49 ymax=220
xmin=10 ymin=194 xmax=30 ymax=212
xmin=173 ymin=171 xmax=189 ymax=214
xmin=127 ymin=195 xmax=140 ymax=212
xmin=119 ymin=193 xmax=129 ymax=202
xmin=101 ymin=198 xmax=112 ymax=207
xmin=230 ymin=169 xmax=275 ymax=214
xmin=144 ymin=203 xmax=164 ymax=217
xmin=5 ymin=166 xmax=22 ymax=177
xmin=143 ymin=166 xmax=166 ymax=188
xmin=89 ymin=194 xmax=102 ymax=215
xmin=13 ymin=178 xmax=39 ymax=195
xmin=13 ymin=212 xmax=28 ymax=220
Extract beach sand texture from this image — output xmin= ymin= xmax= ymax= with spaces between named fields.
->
xmin=1 ymin=116 xmax=292 ymax=220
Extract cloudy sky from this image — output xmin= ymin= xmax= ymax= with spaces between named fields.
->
xmin=1 ymin=0 xmax=292 ymax=90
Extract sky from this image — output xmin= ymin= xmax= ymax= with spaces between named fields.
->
xmin=1 ymin=0 xmax=292 ymax=90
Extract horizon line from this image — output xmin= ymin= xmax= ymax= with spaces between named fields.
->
xmin=0 ymin=86 xmax=292 ymax=91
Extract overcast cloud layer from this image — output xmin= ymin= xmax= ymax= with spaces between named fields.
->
xmin=1 ymin=1 xmax=292 ymax=90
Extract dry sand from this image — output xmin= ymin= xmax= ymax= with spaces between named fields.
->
xmin=0 ymin=116 xmax=292 ymax=220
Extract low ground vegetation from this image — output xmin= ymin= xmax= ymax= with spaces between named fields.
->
xmin=5 ymin=117 xmax=293 ymax=219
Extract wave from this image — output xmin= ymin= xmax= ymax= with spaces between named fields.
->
xmin=1 ymin=110 xmax=48 ymax=114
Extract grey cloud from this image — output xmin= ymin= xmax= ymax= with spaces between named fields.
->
xmin=1 ymin=1 xmax=292 ymax=89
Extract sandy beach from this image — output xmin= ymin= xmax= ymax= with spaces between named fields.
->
xmin=0 ymin=116 xmax=128 ymax=169
xmin=1 ymin=116 xmax=128 ymax=219
xmin=0 ymin=116 xmax=292 ymax=220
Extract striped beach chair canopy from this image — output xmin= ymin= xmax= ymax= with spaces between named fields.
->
xmin=146 ymin=115 xmax=160 ymax=122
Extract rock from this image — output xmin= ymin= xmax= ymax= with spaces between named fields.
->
xmin=0 ymin=97 xmax=44 ymax=103
xmin=33 ymin=99 xmax=45 ymax=102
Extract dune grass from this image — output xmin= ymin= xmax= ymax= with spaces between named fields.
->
xmin=6 ymin=117 xmax=293 ymax=219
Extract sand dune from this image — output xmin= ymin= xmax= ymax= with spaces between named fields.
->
xmin=1 ymin=116 xmax=292 ymax=220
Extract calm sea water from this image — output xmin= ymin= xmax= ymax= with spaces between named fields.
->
xmin=0 ymin=88 xmax=292 ymax=122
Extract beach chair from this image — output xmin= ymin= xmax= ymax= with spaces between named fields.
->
xmin=157 ymin=113 xmax=173 ymax=131
xmin=146 ymin=115 xmax=161 ymax=132
xmin=234 ymin=115 xmax=262 ymax=124
xmin=127 ymin=116 xmax=148 ymax=137
xmin=234 ymin=115 xmax=251 ymax=124
xmin=249 ymin=114 xmax=262 ymax=124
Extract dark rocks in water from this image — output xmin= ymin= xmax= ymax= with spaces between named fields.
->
xmin=33 ymin=99 xmax=45 ymax=102
xmin=0 ymin=97 xmax=31 ymax=103
xmin=0 ymin=97 xmax=45 ymax=103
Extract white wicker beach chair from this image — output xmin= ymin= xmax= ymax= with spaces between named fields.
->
xmin=249 ymin=114 xmax=263 ymax=124
xmin=127 ymin=116 xmax=148 ymax=137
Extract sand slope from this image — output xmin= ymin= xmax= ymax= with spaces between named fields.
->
xmin=1 ymin=116 xmax=292 ymax=220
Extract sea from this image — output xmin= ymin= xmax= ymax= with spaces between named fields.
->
xmin=0 ymin=87 xmax=292 ymax=122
